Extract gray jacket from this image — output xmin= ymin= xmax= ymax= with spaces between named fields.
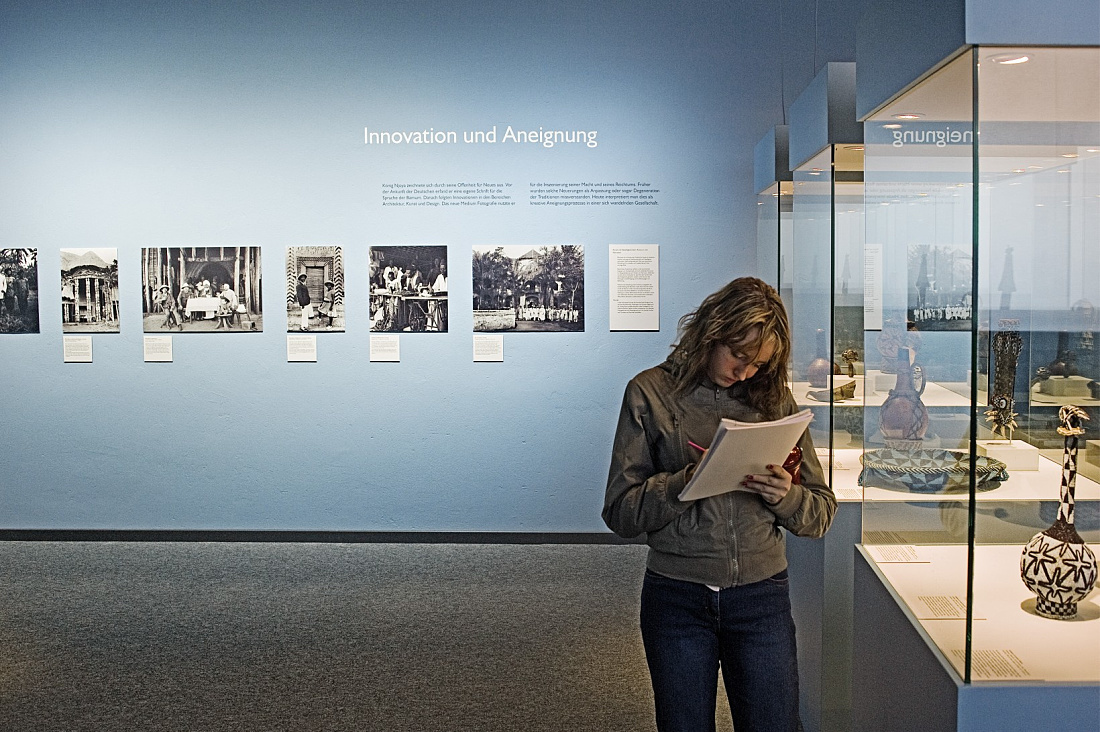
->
xmin=603 ymin=360 xmax=836 ymax=587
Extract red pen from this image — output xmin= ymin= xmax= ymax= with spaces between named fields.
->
xmin=688 ymin=440 xmax=708 ymax=453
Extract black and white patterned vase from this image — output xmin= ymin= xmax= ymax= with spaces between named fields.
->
xmin=1020 ymin=405 xmax=1098 ymax=619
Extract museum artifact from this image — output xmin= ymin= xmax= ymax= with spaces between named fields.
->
xmin=879 ymin=347 xmax=928 ymax=450
xmin=859 ymin=447 xmax=1007 ymax=494
xmin=985 ymin=329 xmax=1023 ymax=440
xmin=1047 ymin=332 xmax=1077 ymax=377
xmin=807 ymin=380 xmax=856 ymax=403
xmin=875 ymin=317 xmax=920 ymax=373
xmin=806 ymin=328 xmax=836 ymax=388
xmin=1020 ymin=405 xmax=1098 ymax=620
xmin=841 ymin=348 xmax=859 ymax=378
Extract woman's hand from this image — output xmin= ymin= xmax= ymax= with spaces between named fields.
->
xmin=742 ymin=463 xmax=793 ymax=506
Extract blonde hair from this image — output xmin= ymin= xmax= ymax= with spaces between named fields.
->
xmin=670 ymin=277 xmax=791 ymax=416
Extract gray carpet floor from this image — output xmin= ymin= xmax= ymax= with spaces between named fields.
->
xmin=0 ymin=542 xmax=736 ymax=732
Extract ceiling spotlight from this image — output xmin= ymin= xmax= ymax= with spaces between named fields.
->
xmin=990 ymin=53 xmax=1030 ymax=65
xmin=893 ymin=113 xmax=923 ymax=120
xmin=882 ymin=124 xmax=902 ymax=129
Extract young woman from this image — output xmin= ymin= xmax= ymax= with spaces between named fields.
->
xmin=603 ymin=276 xmax=835 ymax=732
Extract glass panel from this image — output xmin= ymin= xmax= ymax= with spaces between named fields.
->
xmin=862 ymin=50 xmax=976 ymax=679
xmin=835 ymin=147 xmax=865 ymax=495
xmin=757 ymin=181 xmax=792 ymax=290
xmin=973 ymin=45 xmax=1100 ymax=684
xmin=790 ymin=148 xmax=836 ymax=465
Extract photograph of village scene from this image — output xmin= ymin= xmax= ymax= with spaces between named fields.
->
xmin=61 ymin=249 xmax=119 ymax=333
xmin=907 ymin=244 xmax=973 ymax=331
xmin=0 ymin=248 xmax=39 ymax=334
xmin=471 ymin=245 xmax=584 ymax=332
xmin=287 ymin=246 xmax=345 ymax=332
xmin=142 ymin=247 xmax=262 ymax=332
xmin=369 ymin=245 xmax=448 ymax=333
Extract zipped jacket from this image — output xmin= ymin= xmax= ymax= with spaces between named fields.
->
xmin=603 ymin=360 xmax=836 ymax=587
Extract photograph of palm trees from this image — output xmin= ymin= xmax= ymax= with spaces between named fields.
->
xmin=61 ymin=249 xmax=119 ymax=333
xmin=0 ymin=248 xmax=39 ymax=334
xmin=472 ymin=245 xmax=584 ymax=332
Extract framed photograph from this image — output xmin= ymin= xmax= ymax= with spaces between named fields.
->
xmin=0 ymin=248 xmax=40 ymax=334
xmin=287 ymin=246 xmax=344 ymax=332
xmin=472 ymin=245 xmax=584 ymax=332
xmin=369 ymin=245 xmax=448 ymax=333
xmin=141 ymin=247 xmax=262 ymax=332
xmin=907 ymin=244 xmax=972 ymax=331
xmin=61 ymin=248 xmax=119 ymax=333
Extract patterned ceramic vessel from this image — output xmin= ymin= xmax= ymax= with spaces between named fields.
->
xmin=1020 ymin=405 xmax=1099 ymax=619
xmin=879 ymin=347 xmax=928 ymax=450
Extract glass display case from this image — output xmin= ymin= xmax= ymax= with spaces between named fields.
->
xmin=789 ymin=144 xmax=866 ymax=489
xmin=860 ymin=46 xmax=1099 ymax=685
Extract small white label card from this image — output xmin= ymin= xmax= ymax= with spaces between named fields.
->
xmin=473 ymin=334 xmax=504 ymax=362
xmin=143 ymin=336 xmax=173 ymax=363
xmin=949 ymin=649 xmax=1032 ymax=680
xmin=63 ymin=335 xmax=93 ymax=363
xmin=609 ymin=244 xmax=659 ymax=331
xmin=866 ymin=544 xmax=922 ymax=563
xmin=370 ymin=334 xmax=400 ymax=362
xmin=287 ymin=334 xmax=317 ymax=362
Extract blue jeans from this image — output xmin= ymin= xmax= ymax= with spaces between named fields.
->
xmin=640 ymin=568 xmax=801 ymax=732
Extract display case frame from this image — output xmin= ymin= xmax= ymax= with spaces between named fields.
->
xmin=782 ymin=61 xmax=865 ymax=732
xmin=754 ymin=125 xmax=792 ymax=292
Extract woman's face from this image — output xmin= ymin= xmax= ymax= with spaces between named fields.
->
xmin=706 ymin=330 xmax=776 ymax=388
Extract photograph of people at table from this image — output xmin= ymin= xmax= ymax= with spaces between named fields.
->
xmin=141 ymin=247 xmax=262 ymax=332
xmin=61 ymin=248 xmax=119 ymax=333
xmin=369 ymin=245 xmax=448 ymax=333
xmin=472 ymin=245 xmax=584 ymax=332
xmin=286 ymin=246 xmax=344 ymax=332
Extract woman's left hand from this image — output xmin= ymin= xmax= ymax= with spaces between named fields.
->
xmin=742 ymin=463 xmax=793 ymax=506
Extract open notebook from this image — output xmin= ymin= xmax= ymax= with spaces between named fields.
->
xmin=679 ymin=409 xmax=813 ymax=501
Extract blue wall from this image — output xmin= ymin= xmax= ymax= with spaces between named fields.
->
xmin=0 ymin=0 xmax=860 ymax=531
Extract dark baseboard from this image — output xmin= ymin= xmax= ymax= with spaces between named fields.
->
xmin=0 ymin=529 xmax=645 ymax=545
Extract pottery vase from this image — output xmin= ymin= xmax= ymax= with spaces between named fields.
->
xmin=1020 ymin=406 xmax=1098 ymax=619
xmin=879 ymin=347 xmax=928 ymax=450
xmin=806 ymin=328 xmax=833 ymax=388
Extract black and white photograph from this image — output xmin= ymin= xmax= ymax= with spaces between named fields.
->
xmin=142 ymin=247 xmax=263 ymax=332
xmin=287 ymin=246 xmax=344 ymax=332
xmin=472 ymin=245 xmax=584 ymax=332
xmin=0 ymin=248 xmax=39 ymax=334
xmin=369 ymin=245 xmax=448 ymax=333
xmin=61 ymin=248 xmax=119 ymax=333
xmin=907 ymin=244 xmax=972 ymax=331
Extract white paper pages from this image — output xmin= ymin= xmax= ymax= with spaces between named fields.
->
xmin=678 ymin=409 xmax=814 ymax=501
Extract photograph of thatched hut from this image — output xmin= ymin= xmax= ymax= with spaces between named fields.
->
xmin=286 ymin=246 xmax=344 ymax=332
xmin=472 ymin=245 xmax=583 ymax=332
xmin=141 ymin=247 xmax=262 ymax=332
xmin=0 ymin=248 xmax=40 ymax=334
xmin=61 ymin=248 xmax=119 ymax=333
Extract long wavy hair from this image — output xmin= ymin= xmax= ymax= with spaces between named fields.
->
xmin=669 ymin=277 xmax=791 ymax=417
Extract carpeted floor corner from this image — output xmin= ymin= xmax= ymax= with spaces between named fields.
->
xmin=0 ymin=541 xmax=719 ymax=732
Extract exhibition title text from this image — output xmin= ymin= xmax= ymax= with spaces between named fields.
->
xmin=365 ymin=125 xmax=598 ymax=149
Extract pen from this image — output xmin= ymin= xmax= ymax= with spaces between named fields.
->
xmin=687 ymin=440 xmax=707 ymax=453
